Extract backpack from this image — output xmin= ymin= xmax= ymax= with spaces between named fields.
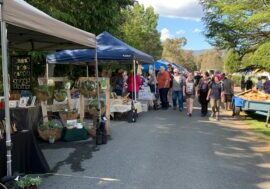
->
xmin=186 ymin=80 xmax=194 ymax=95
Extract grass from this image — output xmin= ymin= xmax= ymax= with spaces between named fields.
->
xmin=244 ymin=112 xmax=270 ymax=137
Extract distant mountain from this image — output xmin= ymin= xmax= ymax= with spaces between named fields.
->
xmin=191 ymin=49 xmax=210 ymax=56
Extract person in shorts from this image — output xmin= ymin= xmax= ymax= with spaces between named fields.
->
xmin=183 ymin=72 xmax=196 ymax=117
xmin=221 ymin=74 xmax=234 ymax=111
xmin=207 ymin=75 xmax=222 ymax=120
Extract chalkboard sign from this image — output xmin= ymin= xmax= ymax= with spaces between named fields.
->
xmin=11 ymin=56 xmax=32 ymax=90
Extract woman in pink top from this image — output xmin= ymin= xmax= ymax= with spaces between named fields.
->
xmin=127 ymin=70 xmax=142 ymax=100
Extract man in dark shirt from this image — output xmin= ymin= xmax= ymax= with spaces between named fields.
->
xmin=194 ymin=71 xmax=202 ymax=87
xmin=245 ymin=77 xmax=253 ymax=90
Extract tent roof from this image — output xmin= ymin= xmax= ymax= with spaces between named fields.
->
xmin=2 ymin=0 xmax=96 ymax=50
xmin=47 ymin=31 xmax=154 ymax=64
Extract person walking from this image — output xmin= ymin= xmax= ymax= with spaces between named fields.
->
xmin=264 ymin=77 xmax=270 ymax=94
xmin=240 ymin=75 xmax=245 ymax=92
xmin=157 ymin=66 xmax=170 ymax=110
xmin=256 ymin=77 xmax=264 ymax=91
xmin=183 ymin=73 xmax=196 ymax=117
xmin=207 ymin=75 xmax=222 ymax=120
xmin=172 ymin=68 xmax=184 ymax=111
xmin=197 ymin=71 xmax=211 ymax=117
xmin=222 ymin=74 xmax=234 ymax=111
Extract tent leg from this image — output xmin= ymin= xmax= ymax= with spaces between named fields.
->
xmin=46 ymin=61 xmax=49 ymax=83
xmin=1 ymin=16 xmax=12 ymax=176
xmin=133 ymin=58 xmax=136 ymax=101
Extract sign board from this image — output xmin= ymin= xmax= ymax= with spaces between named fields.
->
xmin=11 ymin=56 xmax=32 ymax=90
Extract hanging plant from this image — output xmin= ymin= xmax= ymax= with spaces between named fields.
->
xmin=54 ymin=89 xmax=67 ymax=102
xmin=35 ymin=85 xmax=54 ymax=101
xmin=79 ymin=80 xmax=97 ymax=97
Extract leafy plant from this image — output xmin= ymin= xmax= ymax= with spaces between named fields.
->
xmin=35 ymin=85 xmax=54 ymax=97
xmin=15 ymin=176 xmax=41 ymax=189
xmin=38 ymin=120 xmax=62 ymax=130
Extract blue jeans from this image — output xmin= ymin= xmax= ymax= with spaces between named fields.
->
xmin=172 ymin=90 xmax=183 ymax=110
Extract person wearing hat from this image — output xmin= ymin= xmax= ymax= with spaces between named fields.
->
xmin=157 ymin=66 xmax=170 ymax=109
xmin=172 ymin=68 xmax=184 ymax=111
xmin=207 ymin=75 xmax=222 ymax=120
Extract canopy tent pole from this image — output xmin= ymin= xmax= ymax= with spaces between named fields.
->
xmin=86 ymin=64 xmax=89 ymax=77
xmin=153 ymin=62 xmax=157 ymax=94
xmin=46 ymin=60 xmax=49 ymax=82
xmin=1 ymin=1 xmax=12 ymax=177
xmin=95 ymin=48 xmax=101 ymax=122
xmin=133 ymin=57 xmax=137 ymax=101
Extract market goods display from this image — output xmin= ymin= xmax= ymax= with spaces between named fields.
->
xmin=35 ymin=85 xmax=54 ymax=101
xmin=78 ymin=80 xmax=97 ymax=97
xmin=54 ymin=89 xmax=67 ymax=102
xmin=38 ymin=119 xmax=63 ymax=141
xmin=111 ymin=92 xmax=130 ymax=104
xmin=238 ymin=90 xmax=270 ymax=101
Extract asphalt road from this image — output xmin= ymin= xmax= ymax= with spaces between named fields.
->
xmin=39 ymin=108 xmax=270 ymax=189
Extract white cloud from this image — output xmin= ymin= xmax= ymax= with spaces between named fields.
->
xmin=160 ymin=28 xmax=173 ymax=41
xmin=176 ymin=29 xmax=186 ymax=35
xmin=193 ymin=28 xmax=202 ymax=33
xmin=137 ymin=0 xmax=203 ymax=20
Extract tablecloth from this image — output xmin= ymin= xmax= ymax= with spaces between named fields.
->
xmin=0 ymin=131 xmax=50 ymax=179
xmin=0 ymin=106 xmax=42 ymax=132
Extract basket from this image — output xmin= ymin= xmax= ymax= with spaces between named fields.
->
xmin=36 ymin=91 xmax=51 ymax=101
xmin=80 ymin=89 xmax=97 ymax=98
xmin=38 ymin=128 xmax=62 ymax=141
xmin=59 ymin=111 xmax=78 ymax=121
xmin=88 ymin=128 xmax=96 ymax=137
xmin=88 ymin=106 xmax=106 ymax=116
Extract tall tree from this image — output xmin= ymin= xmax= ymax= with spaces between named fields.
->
xmin=195 ymin=49 xmax=224 ymax=71
xmin=182 ymin=51 xmax=197 ymax=71
xmin=26 ymin=0 xmax=134 ymax=34
xmin=224 ymin=49 xmax=241 ymax=73
xmin=251 ymin=42 xmax=270 ymax=71
xmin=162 ymin=38 xmax=187 ymax=64
xmin=119 ymin=4 xmax=162 ymax=59
xmin=200 ymin=0 xmax=270 ymax=57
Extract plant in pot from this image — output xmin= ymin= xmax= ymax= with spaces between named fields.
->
xmin=54 ymin=89 xmax=67 ymax=102
xmin=35 ymin=85 xmax=54 ymax=101
xmin=62 ymin=79 xmax=73 ymax=90
xmin=79 ymin=80 xmax=97 ymax=98
xmin=38 ymin=120 xmax=63 ymax=142
xmin=15 ymin=176 xmax=41 ymax=189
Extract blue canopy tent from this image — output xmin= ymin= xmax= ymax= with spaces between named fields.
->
xmin=47 ymin=31 xmax=154 ymax=102
xmin=47 ymin=31 xmax=153 ymax=64
xmin=142 ymin=59 xmax=188 ymax=74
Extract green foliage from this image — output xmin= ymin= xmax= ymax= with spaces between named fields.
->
xmin=162 ymin=38 xmax=187 ymax=64
xmin=15 ymin=176 xmax=42 ymax=188
xmin=26 ymin=0 xmax=134 ymax=35
xmin=195 ymin=49 xmax=224 ymax=71
xmin=38 ymin=120 xmax=63 ymax=130
xmin=182 ymin=51 xmax=197 ymax=71
xmin=251 ymin=42 xmax=270 ymax=71
xmin=200 ymin=0 xmax=270 ymax=56
xmin=224 ymin=49 xmax=241 ymax=73
xmin=231 ymin=74 xmax=242 ymax=86
xmin=119 ymin=4 xmax=162 ymax=59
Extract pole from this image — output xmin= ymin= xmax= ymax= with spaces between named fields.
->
xmin=45 ymin=60 xmax=49 ymax=83
xmin=153 ymin=61 xmax=157 ymax=94
xmin=1 ymin=2 xmax=12 ymax=177
xmin=95 ymin=48 xmax=101 ymax=121
xmin=133 ymin=58 xmax=136 ymax=101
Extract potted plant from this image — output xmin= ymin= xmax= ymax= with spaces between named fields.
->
xmin=54 ymin=89 xmax=67 ymax=102
xmin=15 ymin=176 xmax=41 ymax=189
xmin=79 ymin=80 xmax=97 ymax=97
xmin=63 ymin=79 xmax=73 ymax=90
xmin=35 ymin=85 xmax=54 ymax=101
xmin=38 ymin=120 xmax=63 ymax=142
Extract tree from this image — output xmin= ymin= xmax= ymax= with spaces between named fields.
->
xmin=195 ymin=49 xmax=224 ymax=71
xmin=224 ymin=49 xmax=241 ymax=73
xmin=162 ymin=38 xmax=187 ymax=64
xmin=119 ymin=4 xmax=162 ymax=59
xmin=182 ymin=51 xmax=197 ymax=71
xmin=200 ymin=0 xmax=270 ymax=57
xmin=251 ymin=42 xmax=270 ymax=71
xmin=26 ymin=0 xmax=134 ymax=34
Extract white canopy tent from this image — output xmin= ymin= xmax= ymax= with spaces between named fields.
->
xmin=0 ymin=0 xmax=96 ymax=177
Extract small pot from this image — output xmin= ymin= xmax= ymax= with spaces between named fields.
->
xmin=49 ymin=136 xmax=55 ymax=144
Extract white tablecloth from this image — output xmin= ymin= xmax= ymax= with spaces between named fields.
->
xmin=110 ymin=100 xmax=142 ymax=113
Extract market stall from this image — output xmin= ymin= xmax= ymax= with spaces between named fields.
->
xmin=47 ymin=31 xmax=154 ymax=122
xmin=0 ymin=0 xmax=96 ymax=177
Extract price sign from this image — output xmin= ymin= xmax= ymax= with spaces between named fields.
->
xmin=11 ymin=56 xmax=32 ymax=90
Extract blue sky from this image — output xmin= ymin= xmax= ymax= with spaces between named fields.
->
xmin=157 ymin=17 xmax=212 ymax=50
xmin=138 ymin=0 xmax=213 ymax=51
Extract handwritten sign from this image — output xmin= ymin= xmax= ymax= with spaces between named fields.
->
xmin=11 ymin=56 xmax=32 ymax=90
